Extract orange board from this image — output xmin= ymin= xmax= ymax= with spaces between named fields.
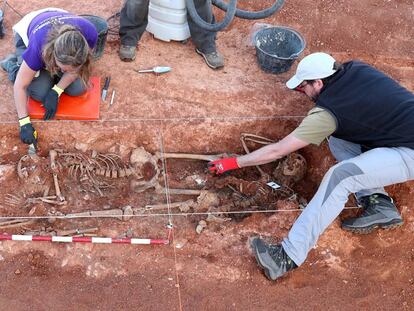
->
xmin=28 ymin=76 xmax=101 ymax=120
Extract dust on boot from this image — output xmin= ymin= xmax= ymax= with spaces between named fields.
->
xmin=119 ymin=45 xmax=137 ymax=62
xmin=342 ymin=193 xmax=403 ymax=234
xmin=250 ymin=237 xmax=297 ymax=281
xmin=196 ymin=48 xmax=224 ymax=69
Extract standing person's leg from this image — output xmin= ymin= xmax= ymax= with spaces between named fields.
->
xmin=119 ymin=0 xmax=150 ymax=61
xmin=252 ymin=146 xmax=413 ymax=280
xmin=187 ymin=0 xmax=224 ymax=69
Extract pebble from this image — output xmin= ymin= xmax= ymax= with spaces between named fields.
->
xmin=14 ymin=269 xmax=21 ymax=275
xmin=195 ymin=224 xmax=204 ymax=234
xmin=175 ymin=239 xmax=187 ymax=249
xmin=122 ymin=205 xmax=134 ymax=221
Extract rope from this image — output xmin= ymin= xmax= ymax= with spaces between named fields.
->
xmin=106 ymin=11 xmax=120 ymax=37
xmin=0 ymin=115 xmax=306 ymax=125
xmin=158 ymin=129 xmax=174 ymax=227
xmin=170 ymin=228 xmax=183 ymax=311
xmin=0 ymin=206 xmax=361 ymax=221
xmin=3 ymin=1 xmax=24 ymax=18
xmin=155 ymin=130 xmax=183 ymax=310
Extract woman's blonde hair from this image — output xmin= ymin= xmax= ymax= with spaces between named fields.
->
xmin=42 ymin=24 xmax=92 ymax=86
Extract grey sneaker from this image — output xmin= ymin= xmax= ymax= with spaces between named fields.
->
xmin=1 ymin=54 xmax=19 ymax=82
xmin=342 ymin=193 xmax=403 ymax=234
xmin=250 ymin=237 xmax=297 ymax=281
xmin=119 ymin=45 xmax=136 ymax=62
xmin=195 ymin=48 xmax=224 ymax=69
xmin=1 ymin=53 xmax=17 ymax=72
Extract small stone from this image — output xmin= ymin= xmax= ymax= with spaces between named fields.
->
xmin=195 ymin=224 xmax=204 ymax=235
xmin=122 ymin=206 xmax=134 ymax=221
xmin=14 ymin=269 xmax=21 ymax=275
xmin=126 ymin=228 xmax=134 ymax=238
xmin=175 ymin=239 xmax=187 ymax=249
xmin=0 ymin=164 xmax=15 ymax=179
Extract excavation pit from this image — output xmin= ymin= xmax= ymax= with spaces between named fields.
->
xmin=0 ymin=0 xmax=413 ymax=309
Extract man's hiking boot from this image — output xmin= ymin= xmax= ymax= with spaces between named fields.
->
xmin=250 ymin=237 xmax=297 ymax=281
xmin=0 ymin=53 xmax=19 ymax=82
xmin=196 ymin=48 xmax=224 ymax=69
xmin=119 ymin=45 xmax=136 ymax=62
xmin=342 ymin=193 xmax=403 ymax=234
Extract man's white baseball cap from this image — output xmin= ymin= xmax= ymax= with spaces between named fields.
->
xmin=286 ymin=52 xmax=337 ymax=89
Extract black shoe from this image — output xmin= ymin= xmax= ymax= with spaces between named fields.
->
xmin=250 ymin=237 xmax=297 ymax=281
xmin=342 ymin=193 xmax=403 ymax=234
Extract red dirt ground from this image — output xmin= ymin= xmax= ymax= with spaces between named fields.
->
xmin=0 ymin=0 xmax=414 ymax=310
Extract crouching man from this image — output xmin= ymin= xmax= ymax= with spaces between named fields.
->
xmin=208 ymin=52 xmax=413 ymax=280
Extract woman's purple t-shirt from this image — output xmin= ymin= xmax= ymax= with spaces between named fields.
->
xmin=23 ymin=11 xmax=98 ymax=71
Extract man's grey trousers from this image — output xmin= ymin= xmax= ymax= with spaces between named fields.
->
xmin=282 ymin=137 xmax=414 ymax=265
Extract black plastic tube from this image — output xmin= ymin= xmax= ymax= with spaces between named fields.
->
xmin=185 ymin=0 xmax=237 ymax=32
xmin=212 ymin=0 xmax=285 ymax=20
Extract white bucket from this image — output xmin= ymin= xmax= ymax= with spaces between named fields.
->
xmin=146 ymin=0 xmax=191 ymax=42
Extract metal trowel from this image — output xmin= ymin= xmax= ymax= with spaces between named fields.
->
xmin=28 ymin=142 xmax=37 ymax=157
xmin=135 ymin=66 xmax=171 ymax=75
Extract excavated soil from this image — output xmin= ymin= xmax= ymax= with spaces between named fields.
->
xmin=0 ymin=1 xmax=414 ymax=310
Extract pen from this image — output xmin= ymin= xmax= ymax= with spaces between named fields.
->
xmin=110 ymin=90 xmax=116 ymax=106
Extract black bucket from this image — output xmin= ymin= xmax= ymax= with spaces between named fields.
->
xmin=255 ymin=26 xmax=305 ymax=74
xmin=80 ymin=15 xmax=108 ymax=60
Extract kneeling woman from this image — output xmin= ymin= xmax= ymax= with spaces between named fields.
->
xmin=1 ymin=8 xmax=97 ymax=145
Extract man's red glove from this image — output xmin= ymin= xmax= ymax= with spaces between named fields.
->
xmin=208 ymin=157 xmax=239 ymax=175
